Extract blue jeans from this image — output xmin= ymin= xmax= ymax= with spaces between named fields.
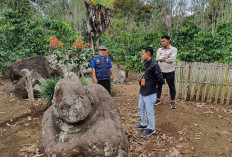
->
xmin=138 ymin=93 xmax=157 ymax=130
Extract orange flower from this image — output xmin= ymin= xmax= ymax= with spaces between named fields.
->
xmin=60 ymin=43 xmax=64 ymax=47
xmin=73 ymin=40 xmax=84 ymax=49
xmin=85 ymin=42 xmax=91 ymax=47
xmin=50 ymin=36 xmax=63 ymax=50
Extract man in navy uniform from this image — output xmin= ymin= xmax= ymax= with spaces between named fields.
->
xmin=91 ymin=46 xmax=114 ymax=94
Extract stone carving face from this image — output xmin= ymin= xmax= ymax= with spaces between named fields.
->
xmin=53 ymin=79 xmax=91 ymax=123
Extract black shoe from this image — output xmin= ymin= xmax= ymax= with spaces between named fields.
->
xmin=154 ymin=99 xmax=161 ymax=106
xmin=134 ymin=124 xmax=147 ymax=130
xmin=170 ymin=102 xmax=176 ymax=109
xmin=142 ymin=129 xmax=156 ymax=137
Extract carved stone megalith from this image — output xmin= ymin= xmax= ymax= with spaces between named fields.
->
xmin=42 ymin=78 xmax=128 ymax=157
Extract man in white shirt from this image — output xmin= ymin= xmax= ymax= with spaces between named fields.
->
xmin=155 ymin=35 xmax=177 ymax=109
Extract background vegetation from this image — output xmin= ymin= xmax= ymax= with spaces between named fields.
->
xmin=0 ymin=0 xmax=232 ymax=75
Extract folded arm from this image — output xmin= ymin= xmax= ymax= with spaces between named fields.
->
xmin=165 ymin=48 xmax=177 ymax=63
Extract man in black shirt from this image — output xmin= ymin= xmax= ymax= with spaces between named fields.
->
xmin=135 ymin=47 xmax=164 ymax=137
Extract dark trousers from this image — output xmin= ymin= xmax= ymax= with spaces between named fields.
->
xmin=98 ymin=80 xmax=111 ymax=94
xmin=157 ymin=71 xmax=176 ymax=100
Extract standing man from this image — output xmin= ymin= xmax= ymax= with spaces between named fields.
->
xmin=134 ymin=47 xmax=164 ymax=137
xmin=155 ymin=35 xmax=177 ymax=109
xmin=91 ymin=46 xmax=114 ymax=94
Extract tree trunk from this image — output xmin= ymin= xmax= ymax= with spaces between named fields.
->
xmin=85 ymin=1 xmax=110 ymax=51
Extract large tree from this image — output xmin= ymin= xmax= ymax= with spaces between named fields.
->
xmin=85 ymin=0 xmax=115 ymax=51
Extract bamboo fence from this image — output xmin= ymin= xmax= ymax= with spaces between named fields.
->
xmin=175 ymin=62 xmax=232 ymax=105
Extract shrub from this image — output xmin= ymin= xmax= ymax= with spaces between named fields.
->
xmin=80 ymin=77 xmax=93 ymax=85
xmin=173 ymin=22 xmax=232 ymax=63
xmin=39 ymin=77 xmax=60 ymax=105
xmin=100 ymin=31 xmax=164 ymax=73
xmin=0 ymin=9 xmax=79 ymax=72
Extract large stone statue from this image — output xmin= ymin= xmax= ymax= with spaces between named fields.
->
xmin=42 ymin=78 xmax=128 ymax=157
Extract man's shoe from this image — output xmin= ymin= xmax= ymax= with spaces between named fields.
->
xmin=134 ymin=124 xmax=147 ymax=130
xmin=170 ymin=102 xmax=176 ymax=109
xmin=142 ymin=129 xmax=156 ymax=137
xmin=154 ymin=99 xmax=161 ymax=105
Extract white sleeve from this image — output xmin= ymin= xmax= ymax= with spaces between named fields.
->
xmin=165 ymin=48 xmax=177 ymax=63
xmin=156 ymin=49 xmax=163 ymax=61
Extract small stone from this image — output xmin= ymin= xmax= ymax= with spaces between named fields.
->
xmin=179 ymin=137 xmax=184 ymax=142
xmin=162 ymin=134 xmax=166 ymax=140
xmin=24 ymin=123 xmax=30 ymax=126
xmin=176 ymin=145 xmax=183 ymax=148
xmin=28 ymin=116 xmax=32 ymax=121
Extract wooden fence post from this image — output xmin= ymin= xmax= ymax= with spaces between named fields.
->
xmin=214 ymin=64 xmax=222 ymax=104
xmin=220 ymin=65 xmax=228 ymax=105
xmin=226 ymin=65 xmax=232 ymax=105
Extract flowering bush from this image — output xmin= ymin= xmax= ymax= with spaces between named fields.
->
xmin=50 ymin=36 xmax=64 ymax=50
xmin=73 ymin=39 xmax=84 ymax=49
xmin=49 ymin=37 xmax=95 ymax=77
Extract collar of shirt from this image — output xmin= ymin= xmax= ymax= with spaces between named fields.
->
xmin=161 ymin=45 xmax=172 ymax=50
xmin=97 ymin=55 xmax=106 ymax=59
xmin=144 ymin=58 xmax=153 ymax=69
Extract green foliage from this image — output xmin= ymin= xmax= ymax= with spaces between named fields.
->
xmin=39 ymin=76 xmax=92 ymax=105
xmin=101 ymin=31 xmax=164 ymax=72
xmin=0 ymin=9 xmax=79 ymax=71
xmin=102 ymin=21 xmax=232 ymax=72
xmin=89 ymin=0 xmax=116 ymax=7
xmin=39 ymin=77 xmax=60 ymax=105
xmin=113 ymin=0 xmax=152 ymax=22
xmin=80 ymin=77 xmax=93 ymax=85
xmin=173 ymin=22 xmax=232 ymax=63
xmin=0 ymin=0 xmax=37 ymax=19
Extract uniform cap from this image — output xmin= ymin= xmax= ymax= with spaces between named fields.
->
xmin=98 ymin=45 xmax=107 ymax=50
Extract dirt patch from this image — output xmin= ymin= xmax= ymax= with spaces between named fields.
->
xmin=0 ymin=117 xmax=43 ymax=157
xmin=112 ymin=75 xmax=232 ymax=157
xmin=0 ymin=79 xmax=46 ymax=157
xmin=0 ymin=80 xmax=32 ymax=124
xmin=0 ymin=75 xmax=232 ymax=156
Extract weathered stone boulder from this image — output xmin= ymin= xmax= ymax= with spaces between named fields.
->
xmin=4 ymin=55 xmax=58 ymax=98
xmin=112 ymin=64 xmax=125 ymax=84
xmin=13 ymin=70 xmax=45 ymax=98
xmin=42 ymin=78 xmax=128 ymax=157
xmin=3 ymin=84 xmax=15 ymax=94
xmin=11 ymin=55 xmax=54 ymax=80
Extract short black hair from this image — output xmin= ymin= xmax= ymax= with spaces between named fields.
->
xmin=143 ymin=47 xmax=154 ymax=56
xmin=161 ymin=35 xmax=170 ymax=40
